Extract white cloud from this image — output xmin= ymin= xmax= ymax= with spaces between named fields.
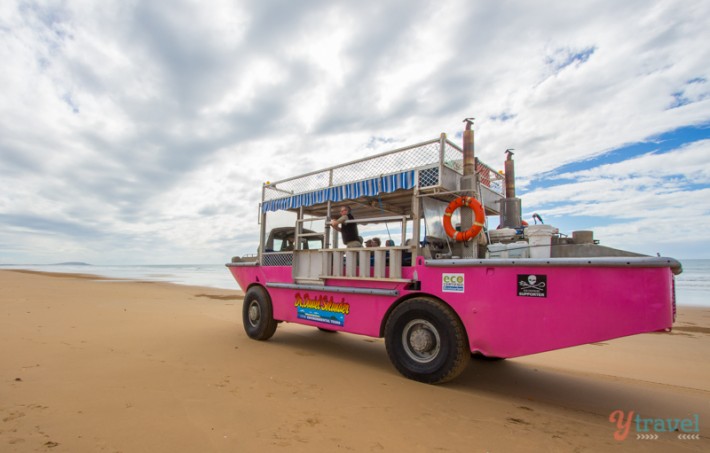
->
xmin=520 ymin=139 xmax=710 ymax=256
xmin=557 ymin=139 xmax=710 ymax=183
xmin=1 ymin=0 xmax=709 ymax=263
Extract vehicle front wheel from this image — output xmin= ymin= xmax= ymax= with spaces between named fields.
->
xmin=384 ymin=298 xmax=469 ymax=384
xmin=242 ymin=286 xmax=278 ymax=340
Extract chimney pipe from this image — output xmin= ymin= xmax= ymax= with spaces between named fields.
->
xmin=463 ymin=118 xmax=475 ymax=176
xmin=504 ymin=149 xmax=515 ymax=198
xmin=459 ymin=118 xmax=478 ymax=257
xmin=499 ymin=148 xmax=522 ymax=228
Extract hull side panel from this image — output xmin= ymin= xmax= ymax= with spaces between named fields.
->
xmin=228 ymin=263 xmax=674 ymax=358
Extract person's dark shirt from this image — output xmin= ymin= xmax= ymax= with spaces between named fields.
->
xmin=340 ymin=213 xmax=359 ymax=243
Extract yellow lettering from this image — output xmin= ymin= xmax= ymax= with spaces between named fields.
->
xmin=294 ymin=293 xmax=350 ymax=315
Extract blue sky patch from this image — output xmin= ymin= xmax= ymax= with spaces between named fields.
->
xmin=545 ymin=46 xmax=596 ymax=73
xmin=524 ymin=124 xmax=710 ymax=190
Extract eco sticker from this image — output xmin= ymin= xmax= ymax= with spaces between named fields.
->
xmin=442 ymin=273 xmax=465 ymax=293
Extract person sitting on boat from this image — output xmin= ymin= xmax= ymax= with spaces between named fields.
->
xmin=331 ymin=206 xmax=362 ymax=248
xmin=281 ymin=235 xmax=295 ymax=251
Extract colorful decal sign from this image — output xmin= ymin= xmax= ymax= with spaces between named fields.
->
xmin=442 ymin=273 xmax=465 ymax=293
xmin=518 ymin=274 xmax=547 ymax=297
xmin=294 ymin=292 xmax=350 ymax=326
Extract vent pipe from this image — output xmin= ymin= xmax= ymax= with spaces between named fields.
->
xmin=499 ymin=148 xmax=522 ymax=228
xmin=460 ymin=118 xmax=478 ymax=257
xmin=504 ymin=149 xmax=515 ymax=198
xmin=463 ymin=118 xmax=475 ymax=176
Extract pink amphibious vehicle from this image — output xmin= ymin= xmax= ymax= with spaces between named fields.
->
xmin=227 ymin=120 xmax=681 ymax=384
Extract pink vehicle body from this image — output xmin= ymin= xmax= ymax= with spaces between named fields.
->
xmin=229 ymin=257 xmax=677 ymax=359
xmin=227 ymin=128 xmax=681 ymax=383
xmin=229 ymin=257 xmax=676 ymax=358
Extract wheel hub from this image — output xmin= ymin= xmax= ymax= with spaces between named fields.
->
xmin=402 ymin=319 xmax=441 ymax=363
xmin=248 ymin=302 xmax=261 ymax=325
xmin=410 ymin=327 xmax=434 ymax=353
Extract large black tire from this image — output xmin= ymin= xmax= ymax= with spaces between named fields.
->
xmin=384 ymin=298 xmax=469 ymax=384
xmin=242 ymin=286 xmax=277 ymax=341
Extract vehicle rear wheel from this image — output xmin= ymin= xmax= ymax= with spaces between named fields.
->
xmin=243 ymin=286 xmax=277 ymax=340
xmin=384 ymin=298 xmax=469 ymax=384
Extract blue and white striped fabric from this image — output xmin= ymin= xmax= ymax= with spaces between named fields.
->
xmin=262 ymin=170 xmax=416 ymax=212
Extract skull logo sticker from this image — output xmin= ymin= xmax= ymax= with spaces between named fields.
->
xmin=518 ymin=274 xmax=547 ymax=297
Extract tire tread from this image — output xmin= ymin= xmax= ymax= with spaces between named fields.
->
xmin=385 ymin=297 xmax=469 ymax=384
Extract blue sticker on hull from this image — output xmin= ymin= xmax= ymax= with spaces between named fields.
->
xmin=297 ymin=307 xmax=345 ymax=326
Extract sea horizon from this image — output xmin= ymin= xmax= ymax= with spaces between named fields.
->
xmin=2 ymin=258 xmax=709 ymax=307
xmin=0 ymin=263 xmax=238 ymax=291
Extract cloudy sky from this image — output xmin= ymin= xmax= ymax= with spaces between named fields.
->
xmin=1 ymin=0 xmax=709 ymax=265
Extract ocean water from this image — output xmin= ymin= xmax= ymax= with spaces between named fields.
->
xmin=2 ymin=259 xmax=708 ymax=306
xmin=0 ymin=263 xmax=237 ymax=290
xmin=674 ymin=259 xmax=710 ymax=307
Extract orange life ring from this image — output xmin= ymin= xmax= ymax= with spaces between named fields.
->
xmin=443 ymin=196 xmax=486 ymax=242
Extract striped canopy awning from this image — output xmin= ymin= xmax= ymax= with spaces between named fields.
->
xmin=262 ymin=170 xmax=416 ymax=212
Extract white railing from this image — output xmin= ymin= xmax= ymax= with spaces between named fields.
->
xmin=320 ymin=246 xmax=410 ymax=281
xmin=263 ymin=136 xmax=505 ymax=204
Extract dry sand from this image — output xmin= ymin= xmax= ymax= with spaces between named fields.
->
xmin=1 ymin=269 xmax=708 ymax=452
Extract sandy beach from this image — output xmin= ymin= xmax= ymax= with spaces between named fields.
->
xmin=1 ymin=269 xmax=708 ymax=452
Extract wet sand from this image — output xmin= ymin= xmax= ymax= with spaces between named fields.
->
xmin=1 ymin=270 xmax=708 ymax=452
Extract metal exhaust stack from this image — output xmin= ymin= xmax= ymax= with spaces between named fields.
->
xmin=504 ymin=149 xmax=516 ymax=198
xmin=499 ymin=149 xmax=522 ymax=228
xmin=460 ymin=118 xmax=477 ymax=257
xmin=463 ymin=118 xmax=475 ymax=177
